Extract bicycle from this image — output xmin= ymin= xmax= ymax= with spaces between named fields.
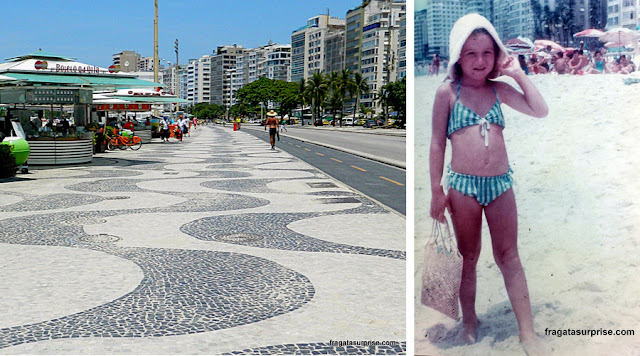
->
xmin=107 ymin=130 xmax=142 ymax=150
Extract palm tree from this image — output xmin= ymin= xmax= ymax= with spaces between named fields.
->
xmin=297 ymin=78 xmax=308 ymax=125
xmin=377 ymin=83 xmax=391 ymax=125
xmin=337 ymin=69 xmax=356 ymax=126
xmin=305 ymin=72 xmax=328 ymax=125
xmin=352 ymin=72 xmax=369 ymax=124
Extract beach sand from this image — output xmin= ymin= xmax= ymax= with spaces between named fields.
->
xmin=414 ymin=73 xmax=640 ymax=355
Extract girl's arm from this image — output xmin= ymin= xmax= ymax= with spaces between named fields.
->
xmin=496 ymin=56 xmax=549 ymax=118
xmin=429 ymin=84 xmax=451 ymax=222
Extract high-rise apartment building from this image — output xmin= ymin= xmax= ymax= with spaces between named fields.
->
xmin=417 ymin=0 xmax=489 ymax=59
xmin=397 ymin=16 xmax=407 ymax=79
xmin=607 ymin=0 xmax=640 ymax=29
xmin=231 ymin=43 xmax=291 ymax=106
xmin=210 ymin=45 xmax=244 ymax=108
xmin=325 ymin=31 xmax=345 ymax=74
xmin=139 ymin=57 xmax=155 ymax=72
xmin=345 ymin=0 xmax=406 ymax=111
xmin=187 ymin=55 xmax=212 ymax=105
xmin=290 ymin=15 xmax=346 ymax=83
xmin=494 ymin=0 xmax=535 ymax=40
xmin=415 ymin=9 xmax=428 ymax=62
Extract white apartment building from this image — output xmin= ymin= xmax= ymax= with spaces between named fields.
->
xmin=210 ymin=45 xmax=244 ymax=108
xmin=261 ymin=44 xmax=291 ymax=81
xmin=290 ymin=15 xmax=346 ymax=83
xmin=186 ymin=55 xmax=212 ymax=105
xmin=231 ymin=43 xmax=291 ymax=106
xmin=494 ymin=0 xmax=535 ymax=41
xmin=347 ymin=0 xmax=406 ymax=111
xmin=607 ymin=0 xmax=640 ymax=29
xmin=139 ymin=57 xmax=155 ymax=72
xmin=397 ymin=16 xmax=406 ymax=79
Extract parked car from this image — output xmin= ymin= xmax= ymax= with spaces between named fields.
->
xmin=363 ymin=119 xmax=382 ymax=128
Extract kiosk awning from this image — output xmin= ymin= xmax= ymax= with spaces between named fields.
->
xmin=1 ymin=72 xmax=161 ymax=88
xmin=110 ymin=96 xmax=189 ymax=103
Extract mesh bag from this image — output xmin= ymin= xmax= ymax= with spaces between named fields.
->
xmin=421 ymin=220 xmax=463 ymax=320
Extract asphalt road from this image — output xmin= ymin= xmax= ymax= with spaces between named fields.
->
xmin=245 ymin=129 xmax=406 ymax=215
xmin=276 ymin=126 xmax=406 ymax=167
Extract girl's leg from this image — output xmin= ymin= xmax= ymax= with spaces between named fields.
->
xmin=484 ymin=189 xmax=536 ymax=341
xmin=448 ymin=189 xmax=483 ymax=343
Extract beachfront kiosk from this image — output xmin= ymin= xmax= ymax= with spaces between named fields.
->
xmin=0 ymin=50 xmax=161 ymax=165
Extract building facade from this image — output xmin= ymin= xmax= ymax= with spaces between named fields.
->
xmin=210 ymin=45 xmax=244 ymax=108
xmin=325 ymin=31 xmax=345 ymax=74
xmin=345 ymin=0 xmax=406 ymax=111
xmin=112 ymin=50 xmax=140 ymax=72
xmin=290 ymin=15 xmax=346 ymax=83
xmin=607 ymin=0 xmax=640 ymax=29
xmin=186 ymin=55 xmax=212 ymax=105
xmin=415 ymin=9 xmax=429 ymax=62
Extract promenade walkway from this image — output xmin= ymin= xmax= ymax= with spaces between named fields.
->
xmin=0 ymin=126 xmax=406 ymax=355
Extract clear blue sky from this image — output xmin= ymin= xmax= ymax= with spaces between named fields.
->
xmin=0 ymin=0 xmax=361 ymax=68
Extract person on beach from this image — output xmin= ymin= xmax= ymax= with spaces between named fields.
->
xmin=619 ymin=55 xmax=636 ymax=73
xmin=553 ymin=52 xmax=567 ymax=74
xmin=429 ymin=13 xmax=549 ymax=355
xmin=432 ymin=54 xmax=441 ymax=76
xmin=517 ymin=55 xmax=528 ymax=75
xmin=568 ymin=50 xmax=589 ymax=75
xmin=264 ymin=110 xmax=279 ymax=150
xmin=583 ymin=50 xmax=605 ymax=74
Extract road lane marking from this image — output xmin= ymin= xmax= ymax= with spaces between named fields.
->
xmin=380 ymin=176 xmax=404 ymax=186
xmin=330 ymin=158 xmax=342 ymax=163
xmin=315 ymin=152 xmax=325 ymax=156
xmin=351 ymin=165 xmax=367 ymax=172
xmin=295 ymin=145 xmax=301 ymax=148
xmin=304 ymin=148 xmax=311 ymax=151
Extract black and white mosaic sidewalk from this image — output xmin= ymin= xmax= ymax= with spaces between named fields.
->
xmin=0 ymin=126 xmax=406 ymax=355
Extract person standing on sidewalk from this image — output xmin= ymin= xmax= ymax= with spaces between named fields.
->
xmin=264 ymin=110 xmax=279 ymax=150
xmin=160 ymin=117 xmax=170 ymax=142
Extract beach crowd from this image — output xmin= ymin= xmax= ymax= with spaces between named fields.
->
xmin=422 ymin=45 xmax=637 ymax=76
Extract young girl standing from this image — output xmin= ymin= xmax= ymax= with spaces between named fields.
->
xmin=429 ymin=14 xmax=549 ymax=355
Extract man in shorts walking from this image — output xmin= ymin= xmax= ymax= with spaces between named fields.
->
xmin=264 ymin=110 xmax=279 ymax=150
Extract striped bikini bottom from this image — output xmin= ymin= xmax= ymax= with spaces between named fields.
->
xmin=445 ymin=165 xmax=514 ymax=206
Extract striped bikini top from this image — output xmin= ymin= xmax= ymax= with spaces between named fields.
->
xmin=447 ymin=81 xmax=505 ymax=147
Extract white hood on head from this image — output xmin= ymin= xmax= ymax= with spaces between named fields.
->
xmin=446 ymin=13 xmax=509 ymax=81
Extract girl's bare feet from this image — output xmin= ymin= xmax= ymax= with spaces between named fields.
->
xmin=462 ymin=319 xmax=479 ymax=344
xmin=520 ymin=334 xmax=552 ymax=356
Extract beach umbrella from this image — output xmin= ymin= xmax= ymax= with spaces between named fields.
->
xmin=534 ymin=39 xmax=565 ymax=52
xmin=573 ymin=29 xmax=604 ymax=38
xmin=599 ymin=27 xmax=639 ymax=45
xmin=604 ymin=41 xmax=630 ymax=48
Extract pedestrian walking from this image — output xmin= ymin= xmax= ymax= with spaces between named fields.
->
xmin=264 ymin=110 xmax=279 ymax=150
xmin=159 ymin=117 xmax=170 ymax=142
xmin=176 ymin=116 xmax=185 ymax=141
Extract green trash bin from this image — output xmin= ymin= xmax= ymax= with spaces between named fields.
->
xmin=1 ymin=137 xmax=30 ymax=166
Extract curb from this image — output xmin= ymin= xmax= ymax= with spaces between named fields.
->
xmin=239 ymin=126 xmax=406 ymax=169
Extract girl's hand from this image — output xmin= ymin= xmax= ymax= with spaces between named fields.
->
xmin=430 ymin=189 xmax=450 ymax=223
xmin=500 ymin=56 xmax=525 ymax=78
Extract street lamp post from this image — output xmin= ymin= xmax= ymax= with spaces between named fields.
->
xmin=174 ymin=39 xmax=179 ymax=114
